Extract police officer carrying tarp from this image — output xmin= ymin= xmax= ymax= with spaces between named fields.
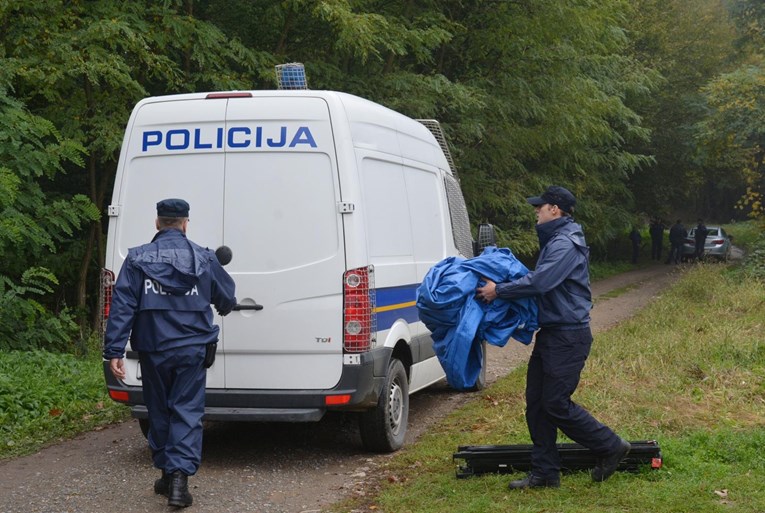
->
xmin=103 ymin=199 xmax=236 ymax=508
xmin=476 ymin=186 xmax=630 ymax=489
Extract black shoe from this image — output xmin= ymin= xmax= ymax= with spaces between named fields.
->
xmin=168 ymin=471 xmax=193 ymax=508
xmin=592 ymin=438 xmax=631 ymax=482
xmin=154 ymin=470 xmax=170 ymax=496
xmin=508 ymin=473 xmax=560 ymax=490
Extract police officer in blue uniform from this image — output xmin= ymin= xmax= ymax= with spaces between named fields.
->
xmin=476 ymin=186 xmax=630 ymax=489
xmin=103 ymin=199 xmax=236 ymax=508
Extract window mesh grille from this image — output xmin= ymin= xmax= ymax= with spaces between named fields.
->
xmin=444 ymin=175 xmax=474 ymax=258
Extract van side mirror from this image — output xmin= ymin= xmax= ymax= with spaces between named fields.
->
xmin=473 ymin=223 xmax=497 ymax=256
xmin=215 ymin=245 xmax=233 ymax=266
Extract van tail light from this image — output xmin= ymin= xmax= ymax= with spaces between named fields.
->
xmin=109 ymin=390 xmax=130 ymax=403
xmin=343 ymin=266 xmax=377 ymax=353
xmin=99 ymin=269 xmax=115 ymax=340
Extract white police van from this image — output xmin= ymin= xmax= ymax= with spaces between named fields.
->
xmin=101 ymin=89 xmax=491 ymax=452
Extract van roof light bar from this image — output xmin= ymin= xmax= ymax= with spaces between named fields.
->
xmin=276 ymin=63 xmax=308 ymax=90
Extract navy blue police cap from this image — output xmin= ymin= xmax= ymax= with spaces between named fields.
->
xmin=526 ymin=186 xmax=576 ymax=214
xmin=156 ymin=198 xmax=190 ymax=218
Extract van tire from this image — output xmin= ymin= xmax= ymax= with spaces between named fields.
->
xmin=469 ymin=340 xmax=488 ymax=391
xmin=359 ymin=358 xmax=409 ymax=453
xmin=138 ymin=418 xmax=150 ymax=439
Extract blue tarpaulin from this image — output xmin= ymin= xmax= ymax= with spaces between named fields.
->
xmin=416 ymin=247 xmax=538 ymax=390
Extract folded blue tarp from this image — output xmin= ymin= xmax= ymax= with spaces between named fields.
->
xmin=416 ymin=247 xmax=538 ymax=390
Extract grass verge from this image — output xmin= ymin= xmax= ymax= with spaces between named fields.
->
xmin=0 ymin=350 xmax=129 ymax=459
xmin=335 ymin=263 xmax=765 ymax=512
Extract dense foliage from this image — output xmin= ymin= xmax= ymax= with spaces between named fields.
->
xmin=0 ymin=350 xmax=127 ymax=457
xmin=0 ymin=0 xmax=762 ymax=350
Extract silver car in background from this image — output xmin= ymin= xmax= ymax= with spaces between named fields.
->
xmin=682 ymin=226 xmax=733 ymax=261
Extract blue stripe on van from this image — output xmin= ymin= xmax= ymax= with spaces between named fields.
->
xmin=374 ymin=284 xmax=420 ymax=330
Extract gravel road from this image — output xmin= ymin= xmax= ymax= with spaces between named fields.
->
xmin=0 ymin=261 xmax=688 ymax=513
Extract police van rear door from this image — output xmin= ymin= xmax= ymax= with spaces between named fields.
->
xmin=220 ymin=95 xmax=346 ymax=390
xmin=109 ymin=95 xmax=229 ymax=389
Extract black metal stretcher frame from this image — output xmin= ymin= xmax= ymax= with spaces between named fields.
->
xmin=453 ymin=440 xmax=662 ymax=479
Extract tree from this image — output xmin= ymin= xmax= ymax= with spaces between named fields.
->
xmin=199 ymin=0 xmax=657 ymax=254
xmin=0 ymin=82 xmax=98 ymax=350
xmin=625 ymin=0 xmax=740 ymax=221
xmin=696 ymin=64 xmax=765 ymax=219
xmin=1 ymin=0 xmax=270 ymax=332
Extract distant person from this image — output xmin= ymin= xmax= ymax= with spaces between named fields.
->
xmin=649 ymin=218 xmax=665 ymax=261
xmin=103 ymin=199 xmax=237 ymax=508
xmin=666 ymin=219 xmax=686 ymax=265
xmin=629 ymin=227 xmax=642 ymax=264
xmin=694 ymin=219 xmax=709 ymax=261
xmin=476 ymin=185 xmax=630 ymax=490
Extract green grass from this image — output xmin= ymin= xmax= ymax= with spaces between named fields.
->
xmin=594 ymin=283 xmax=639 ymax=300
xmin=0 ymin=350 xmax=129 ymax=458
xmin=589 ymin=260 xmax=639 ymax=281
xmin=725 ymin=220 xmax=762 ymax=250
xmin=336 ymin=263 xmax=765 ymax=513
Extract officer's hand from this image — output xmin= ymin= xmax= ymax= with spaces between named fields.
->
xmin=109 ymin=358 xmax=126 ymax=380
xmin=476 ymin=278 xmax=498 ymax=303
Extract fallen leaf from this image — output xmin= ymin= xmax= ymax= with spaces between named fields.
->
xmin=714 ymin=489 xmax=728 ymax=499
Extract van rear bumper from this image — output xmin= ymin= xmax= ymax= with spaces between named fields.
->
xmin=131 ymin=404 xmax=328 ymax=422
xmin=103 ymin=347 xmax=392 ymax=423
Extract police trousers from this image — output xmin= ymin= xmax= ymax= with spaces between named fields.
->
xmin=140 ymin=344 xmax=207 ymax=476
xmin=526 ymin=327 xmax=621 ymax=478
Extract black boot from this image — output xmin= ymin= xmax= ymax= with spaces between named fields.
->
xmin=592 ymin=438 xmax=631 ymax=482
xmin=508 ymin=473 xmax=560 ymax=490
xmin=154 ymin=470 xmax=170 ymax=496
xmin=167 ymin=471 xmax=193 ymax=508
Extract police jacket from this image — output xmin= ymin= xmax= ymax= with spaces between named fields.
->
xmin=496 ymin=216 xmax=591 ymax=329
xmin=103 ymin=228 xmax=237 ymax=359
xmin=694 ymin=224 xmax=708 ymax=242
xmin=417 ymin=246 xmax=539 ymax=390
xmin=669 ymin=223 xmax=686 ymax=245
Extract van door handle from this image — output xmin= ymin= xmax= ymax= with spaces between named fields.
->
xmin=233 ymin=303 xmax=264 ymax=311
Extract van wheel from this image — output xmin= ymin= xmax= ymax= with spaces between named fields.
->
xmin=138 ymin=418 xmax=150 ymax=439
xmin=359 ymin=358 xmax=409 ymax=453
xmin=469 ymin=340 xmax=488 ymax=391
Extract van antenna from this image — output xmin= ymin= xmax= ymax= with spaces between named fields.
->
xmin=275 ymin=63 xmax=308 ymax=90
xmin=417 ymin=119 xmax=458 ymax=180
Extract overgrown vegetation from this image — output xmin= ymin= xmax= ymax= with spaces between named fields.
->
xmin=333 ymin=262 xmax=765 ymax=512
xmin=0 ymin=349 xmax=128 ymax=459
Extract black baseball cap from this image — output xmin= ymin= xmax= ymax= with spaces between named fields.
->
xmin=526 ymin=186 xmax=576 ymax=214
xmin=156 ymin=198 xmax=190 ymax=218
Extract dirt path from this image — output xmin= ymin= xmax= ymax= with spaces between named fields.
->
xmin=0 ymin=262 xmax=687 ymax=513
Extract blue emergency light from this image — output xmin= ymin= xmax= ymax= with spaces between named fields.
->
xmin=276 ymin=63 xmax=308 ymax=90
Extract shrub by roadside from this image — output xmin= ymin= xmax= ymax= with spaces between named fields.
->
xmin=0 ymin=350 xmax=129 ymax=459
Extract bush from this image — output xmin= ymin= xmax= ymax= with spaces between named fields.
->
xmin=0 ymin=349 xmax=127 ymax=458
xmin=739 ymin=235 xmax=765 ymax=281
xmin=0 ymin=268 xmax=79 ymax=352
